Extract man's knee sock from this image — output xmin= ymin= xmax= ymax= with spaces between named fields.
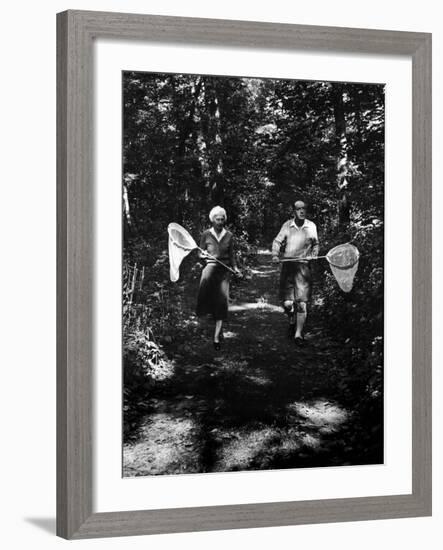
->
xmin=295 ymin=302 xmax=307 ymax=337
xmin=283 ymin=300 xmax=295 ymax=324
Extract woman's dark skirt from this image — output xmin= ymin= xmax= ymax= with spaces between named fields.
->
xmin=196 ymin=263 xmax=230 ymax=320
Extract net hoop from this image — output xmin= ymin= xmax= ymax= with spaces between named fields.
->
xmin=326 ymin=243 xmax=360 ymax=269
xmin=167 ymin=223 xmax=198 ymax=282
xmin=325 ymin=243 xmax=360 ymax=293
xmin=167 ymin=222 xmax=198 ymax=250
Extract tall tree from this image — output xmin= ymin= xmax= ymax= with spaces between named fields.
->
xmin=331 ymin=83 xmax=350 ymax=233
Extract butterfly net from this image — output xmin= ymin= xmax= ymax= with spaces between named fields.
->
xmin=326 ymin=243 xmax=360 ymax=293
xmin=167 ymin=223 xmax=198 ymax=282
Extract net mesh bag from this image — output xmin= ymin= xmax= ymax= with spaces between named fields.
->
xmin=167 ymin=223 xmax=198 ymax=282
xmin=326 ymin=243 xmax=360 ymax=293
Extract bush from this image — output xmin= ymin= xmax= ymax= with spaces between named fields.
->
xmin=320 ymin=221 xmax=384 ymax=404
xmin=123 ymin=328 xmax=175 ymax=439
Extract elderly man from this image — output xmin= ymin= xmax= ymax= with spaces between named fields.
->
xmin=272 ymin=200 xmax=319 ymax=346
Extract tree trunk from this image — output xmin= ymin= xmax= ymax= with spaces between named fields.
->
xmin=122 ymin=180 xmax=138 ymax=237
xmin=332 ymin=84 xmax=350 ymax=232
xmin=351 ymin=86 xmax=363 ymax=149
xmin=203 ymin=79 xmax=225 ymax=205
xmin=172 ymin=76 xmax=203 ymax=222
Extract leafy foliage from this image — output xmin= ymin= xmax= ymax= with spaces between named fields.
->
xmin=122 ymin=72 xmax=385 ymax=450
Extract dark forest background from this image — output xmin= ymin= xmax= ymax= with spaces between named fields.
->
xmin=122 ymin=72 xmax=385 ymax=475
xmin=123 ymin=73 xmax=384 ymax=251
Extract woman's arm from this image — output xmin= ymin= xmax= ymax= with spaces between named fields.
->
xmin=198 ymin=233 xmax=206 ymax=260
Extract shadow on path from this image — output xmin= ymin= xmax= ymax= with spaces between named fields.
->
xmin=124 ymin=253 xmax=383 ymax=476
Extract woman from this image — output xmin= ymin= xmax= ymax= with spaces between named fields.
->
xmin=196 ymin=206 xmax=240 ymax=350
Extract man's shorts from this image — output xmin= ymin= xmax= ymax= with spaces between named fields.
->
xmin=279 ymin=261 xmax=312 ymax=303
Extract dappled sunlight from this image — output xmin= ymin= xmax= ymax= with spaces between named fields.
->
xmin=244 ymin=373 xmax=272 ymax=387
xmin=250 ymin=266 xmax=276 ymax=273
xmin=300 ymin=433 xmax=321 ymax=449
xmin=181 ymin=317 xmax=199 ymax=327
xmin=124 ymin=244 xmax=382 ymax=476
xmin=287 ymin=400 xmax=349 ymax=434
xmin=214 ymin=359 xmax=249 ymax=372
xmin=213 ymin=425 xmax=326 ymax=471
xmin=151 ymin=359 xmax=175 ymax=381
xmin=222 ymin=331 xmax=238 ymax=339
xmin=249 ymin=267 xmax=279 ymax=276
xmin=123 ymin=74 xmax=386 ymax=476
xmin=249 ymin=270 xmax=279 ymax=278
xmin=277 ymin=439 xmax=300 ymax=454
xmin=213 ymin=359 xmax=271 ymax=386
xmin=214 ymin=428 xmax=275 ymax=471
xmin=229 ymin=301 xmax=281 ymax=313
xmin=123 ymin=413 xmax=200 ymax=476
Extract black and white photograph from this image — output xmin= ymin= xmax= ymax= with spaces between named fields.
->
xmin=122 ymin=71 xmax=385 ymax=477
xmin=2 ymin=0 xmax=437 ymax=546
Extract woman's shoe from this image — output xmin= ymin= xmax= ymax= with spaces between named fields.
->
xmin=213 ymin=341 xmax=221 ymax=351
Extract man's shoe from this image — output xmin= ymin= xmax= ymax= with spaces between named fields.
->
xmin=294 ymin=336 xmax=305 ymax=347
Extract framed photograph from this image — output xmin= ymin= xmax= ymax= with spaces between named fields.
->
xmin=57 ymin=10 xmax=431 ymax=539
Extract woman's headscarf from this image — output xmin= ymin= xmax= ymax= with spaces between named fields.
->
xmin=209 ymin=206 xmax=227 ymax=222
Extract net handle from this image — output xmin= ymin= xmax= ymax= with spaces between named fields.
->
xmin=168 ymin=224 xmax=236 ymax=274
xmin=197 ymin=246 xmax=237 ymax=275
xmin=280 ymin=244 xmax=360 ymax=267
xmin=279 ymin=255 xmax=327 ymax=262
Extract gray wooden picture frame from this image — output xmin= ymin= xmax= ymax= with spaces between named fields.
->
xmin=57 ymin=9 xmax=432 ymax=540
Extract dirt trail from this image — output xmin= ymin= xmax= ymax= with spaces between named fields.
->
xmin=123 ymin=252 xmax=382 ymax=477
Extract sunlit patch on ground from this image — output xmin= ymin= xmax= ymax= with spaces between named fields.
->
xmin=277 ymin=442 xmax=301 ymax=457
xmin=250 ymin=267 xmax=277 ymax=273
xmin=214 ymin=428 xmax=275 ymax=471
xmin=181 ymin=317 xmax=199 ymax=327
xmin=215 ymin=359 xmax=249 ymax=372
xmin=151 ymin=359 xmax=175 ymax=381
xmin=300 ymin=433 xmax=321 ymax=449
xmin=124 ymin=252 xmax=383 ymax=476
xmin=212 ymin=360 xmax=271 ymax=386
xmin=244 ymin=374 xmax=272 ymax=386
xmin=287 ymin=400 xmax=349 ymax=434
xmin=222 ymin=331 xmax=238 ymax=339
xmin=213 ymin=425 xmax=323 ymax=471
xmin=249 ymin=267 xmax=279 ymax=278
xmin=229 ymin=301 xmax=281 ymax=313
xmin=123 ymin=413 xmax=200 ymax=476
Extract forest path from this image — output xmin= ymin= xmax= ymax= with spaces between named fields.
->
xmin=123 ymin=252 xmax=379 ymax=476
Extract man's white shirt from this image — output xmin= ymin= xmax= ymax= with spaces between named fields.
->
xmin=272 ymin=218 xmax=319 ymax=259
